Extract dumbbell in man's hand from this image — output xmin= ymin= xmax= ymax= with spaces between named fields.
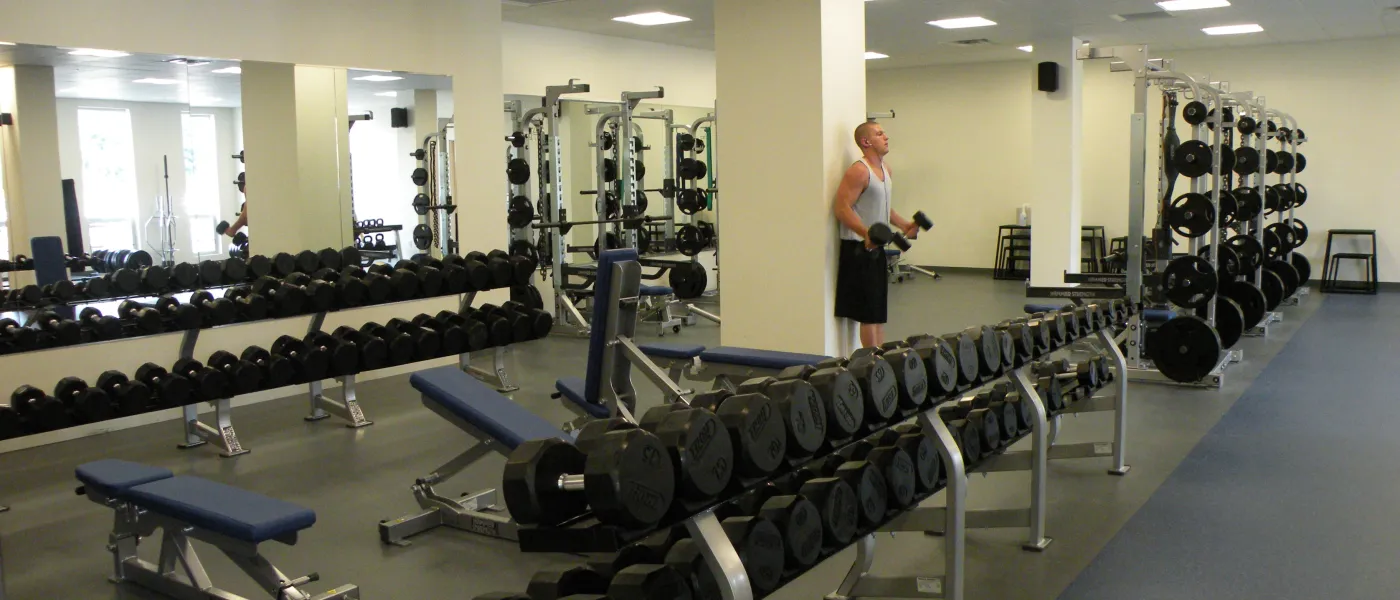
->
xmin=909 ymin=211 xmax=934 ymax=238
xmin=866 ymin=223 xmax=912 ymax=252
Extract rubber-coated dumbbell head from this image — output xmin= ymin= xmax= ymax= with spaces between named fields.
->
xmin=649 ymin=407 xmax=735 ymax=502
xmin=95 ymin=370 xmax=151 ymax=416
xmin=240 ymin=346 xmax=296 ymax=388
xmin=690 ymin=392 xmax=786 ymax=480
xmin=208 ymin=350 xmax=265 ymax=395
xmin=133 ymin=363 xmax=193 ymax=408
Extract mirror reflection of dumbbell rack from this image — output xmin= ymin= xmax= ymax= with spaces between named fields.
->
xmin=354 ymin=220 xmax=402 ymax=264
xmin=509 ymin=299 xmax=1133 ymax=600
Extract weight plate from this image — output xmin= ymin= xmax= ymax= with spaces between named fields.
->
xmin=1276 ymin=151 xmax=1295 ymax=174
xmin=1291 ymin=253 xmax=1312 ymax=285
xmin=1226 ymin=234 xmax=1264 ymax=272
xmin=1216 ymin=189 xmax=1238 ymax=225
xmin=1260 ymin=269 xmax=1284 ymax=311
xmin=602 ymin=158 xmax=619 ymax=182
xmin=1174 ymin=140 xmax=1213 ymax=178
xmin=411 ymin=167 xmax=430 ymax=187
xmin=1146 ymin=315 xmax=1222 ymax=384
xmin=1293 ymin=183 xmax=1308 ymax=206
xmin=506 ymin=158 xmax=531 ymax=185
xmin=1237 ymin=116 xmax=1257 ymax=135
xmin=635 ymin=160 xmax=646 ymax=181
xmin=1265 ymin=259 xmax=1300 ymax=299
xmin=1221 ymin=281 xmax=1267 ymax=330
xmin=1218 ymin=144 xmax=1235 ymax=174
xmin=1295 ymin=153 xmax=1307 ymax=172
xmin=412 ymin=193 xmax=430 ymax=215
xmin=1165 ymin=193 xmax=1215 ymax=238
xmin=412 ymin=224 xmax=432 ymax=250
xmin=507 ymin=196 xmax=534 ymax=229
xmin=676 ymin=225 xmax=706 ymax=257
xmin=600 ymin=131 xmax=615 ymax=151
xmin=1198 ymin=244 xmax=1241 ymax=280
xmin=1233 ymin=146 xmax=1260 ymax=175
xmin=1196 ymin=296 xmax=1245 ymax=350
xmin=1234 ymin=187 xmax=1262 ymax=222
xmin=1290 ymin=218 xmax=1309 ymax=246
xmin=1265 ymin=223 xmax=1298 ymax=253
xmin=1160 ymin=256 xmax=1217 ymax=309
xmin=1262 ymin=228 xmax=1285 ymax=260
xmin=509 ymin=239 xmax=540 ymax=266
xmin=634 ymin=190 xmax=649 ymax=213
xmin=1263 ymin=186 xmax=1283 ymax=215
xmin=1182 ymin=101 xmax=1207 ymax=125
xmin=1206 ymin=107 xmax=1233 ymax=131
xmin=1265 ymin=149 xmax=1278 ymax=174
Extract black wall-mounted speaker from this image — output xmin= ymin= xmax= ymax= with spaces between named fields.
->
xmin=1037 ymin=61 xmax=1060 ymax=93
xmin=390 ymin=107 xmax=409 ymax=128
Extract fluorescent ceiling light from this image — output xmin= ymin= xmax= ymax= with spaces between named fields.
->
xmin=613 ymin=11 xmax=691 ymax=26
xmin=353 ymin=75 xmax=403 ymax=82
xmin=68 ymin=48 xmax=130 ymax=58
xmin=928 ymin=16 xmax=997 ymax=29
xmin=865 ymin=52 xmax=889 ymax=60
xmin=1158 ymin=0 xmax=1230 ymax=11
xmin=210 ymin=66 xmax=241 ymax=74
xmin=166 ymin=58 xmax=210 ymax=66
xmin=1018 ymin=45 xmax=1034 ymax=52
xmin=0 ymin=42 xmax=15 ymax=46
xmin=1203 ymin=23 xmax=1263 ymax=35
xmin=374 ymin=91 xmax=398 ymax=97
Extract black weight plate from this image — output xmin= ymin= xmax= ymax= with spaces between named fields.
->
xmin=1263 ymin=186 xmax=1283 ymax=215
xmin=602 ymin=158 xmax=619 ymax=182
xmin=676 ymin=225 xmax=706 ymax=257
xmin=412 ymin=224 xmax=432 ymax=250
xmin=1160 ymin=255 xmax=1217 ymax=309
xmin=1292 ymin=183 xmax=1308 ymax=207
xmin=1265 ymin=149 xmax=1278 ymax=174
xmin=1206 ymin=106 xmax=1233 ymax=131
xmin=1262 ymin=228 xmax=1285 ymax=261
xmin=506 ymin=158 xmax=531 ymax=185
xmin=1196 ymin=296 xmax=1244 ymax=350
xmin=1226 ymin=234 xmax=1264 ymax=272
xmin=1295 ymin=153 xmax=1307 ymax=173
xmin=1182 ymin=101 xmax=1207 ymax=125
xmin=1265 ymin=260 xmax=1300 ymax=298
xmin=411 ymin=167 xmax=429 ymax=187
xmin=654 ymin=409 xmax=734 ymax=499
xmin=1174 ymin=140 xmax=1213 ymax=178
xmin=1234 ymin=187 xmax=1262 ymax=222
xmin=1290 ymin=219 xmax=1309 ymax=246
xmin=1218 ymin=144 xmax=1235 ymax=174
xmin=1237 ymin=116 xmax=1257 ymax=135
xmin=1165 ymin=193 xmax=1215 ymax=238
xmin=507 ymin=196 xmax=534 ymax=229
xmin=1216 ymin=189 xmax=1238 ymax=225
xmin=635 ymin=160 xmax=646 ymax=181
xmin=1259 ymin=269 xmax=1284 ymax=311
xmin=1198 ymin=244 xmax=1241 ymax=280
xmin=1291 ymin=253 xmax=1312 ymax=285
xmin=412 ymin=193 xmax=430 ymax=215
xmin=1276 ymin=151 xmax=1295 ymax=174
xmin=1147 ymin=315 xmax=1222 ymax=384
xmin=1233 ymin=146 xmax=1260 ymax=175
xmin=1221 ymin=281 xmax=1267 ymax=330
xmin=1265 ymin=223 xmax=1298 ymax=253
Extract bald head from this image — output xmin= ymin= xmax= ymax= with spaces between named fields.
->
xmin=854 ymin=121 xmax=889 ymax=156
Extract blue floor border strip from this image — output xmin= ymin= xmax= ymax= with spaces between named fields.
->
xmin=1059 ymin=294 xmax=1400 ymax=600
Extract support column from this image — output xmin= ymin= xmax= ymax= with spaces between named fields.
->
xmin=715 ymin=0 xmax=865 ymax=356
xmin=1028 ymin=37 xmax=1084 ymax=287
xmin=0 ymin=65 xmax=63 ymax=287
xmin=451 ymin=4 xmax=507 ymax=255
xmin=239 ymin=62 xmax=352 ymax=256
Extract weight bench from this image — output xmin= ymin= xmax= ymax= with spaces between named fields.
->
xmin=637 ymin=284 xmax=687 ymax=337
xmin=1024 ymin=303 xmax=1175 ymax=322
xmin=75 ymin=459 xmax=358 ymax=600
xmin=636 ymin=343 xmax=830 ymax=396
xmin=379 ymin=365 xmax=572 ymax=545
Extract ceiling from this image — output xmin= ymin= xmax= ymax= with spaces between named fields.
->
xmin=0 ymin=43 xmax=451 ymax=109
xmin=503 ymin=0 xmax=1400 ymax=69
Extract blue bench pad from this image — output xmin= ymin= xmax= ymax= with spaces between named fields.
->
xmin=76 ymin=460 xmax=174 ymax=497
xmin=555 ymin=377 xmax=609 ymax=418
xmin=126 ymin=476 xmax=315 ymax=544
xmin=640 ymin=285 xmax=674 ymax=296
xmin=1024 ymin=303 xmax=1172 ymax=323
xmin=638 ymin=342 xmax=706 ymax=360
xmin=885 ymin=249 xmax=902 ymax=257
xmin=411 ymin=366 xmax=571 ymax=449
xmin=699 ymin=346 xmax=830 ymax=370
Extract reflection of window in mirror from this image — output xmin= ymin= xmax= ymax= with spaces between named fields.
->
xmin=76 ymin=107 xmax=141 ymax=251
xmin=0 ymin=142 xmax=8 ymax=260
xmin=182 ymin=112 xmax=221 ymax=255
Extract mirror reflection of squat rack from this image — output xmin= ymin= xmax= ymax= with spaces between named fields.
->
xmin=410 ymin=119 xmax=456 ymax=258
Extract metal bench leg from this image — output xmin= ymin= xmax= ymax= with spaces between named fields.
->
xmin=306 ymin=376 xmax=373 ymax=428
xmin=177 ymin=399 xmax=249 ymax=457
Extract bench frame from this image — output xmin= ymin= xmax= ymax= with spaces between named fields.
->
xmin=82 ymin=485 xmax=358 ymax=600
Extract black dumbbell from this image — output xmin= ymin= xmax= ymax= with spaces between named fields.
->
xmin=224 ymin=286 xmax=271 ymax=321
xmin=30 ymin=312 xmax=82 ymax=346
xmin=133 ymin=363 xmax=194 ymax=408
xmin=733 ymin=376 xmax=828 ymax=462
xmin=0 ymin=318 xmax=38 ymax=350
xmin=198 ymin=260 xmax=224 ymax=286
xmin=239 ymin=346 xmax=297 ymax=389
xmin=393 ymin=260 xmax=445 ymax=297
xmin=42 ymin=279 xmax=77 ymax=301
xmin=938 ymin=329 xmax=982 ymax=387
xmin=633 ymin=403 xmax=736 ymax=507
xmin=525 ymin=566 xmax=608 ymax=600
xmin=283 ymin=273 xmax=336 ymax=312
xmin=223 ymin=256 xmax=249 ymax=283
xmin=342 ymin=266 xmax=393 ymax=304
xmin=309 ymin=268 xmax=369 ymax=308
xmin=10 ymin=285 xmax=41 ymax=305
xmin=317 ymin=248 xmax=343 ymax=272
xmin=77 ymin=275 xmax=111 ymax=299
xmin=412 ymin=255 xmax=469 ymax=293
xmin=367 ymin=263 xmax=421 ymax=301
xmin=458 ymin=308 xmax=512 ymax=348
xmin=941 ymin=396 xmax=1003 ymax=457
xmin=487 ymin=249 xmax=536 ymax=287
xmin=270 ymin=336 xmax=330 ymax=383
xmin=938 ymin=403 xmax=985 ymax=466
xmin=479 ymin=304 xmax=531 ymax=344
xmin=875 ymin=341 xmax=931 ymax=411
xmin=108 ymin=268 xmax=141 ymax=294
xmin=466 ymin=250 xmax=513 ymax=289
xmin=384 ymin=318 xmax=445 ymax=359
xmin=502 ymin=431 xmax=676 ymax=529
xmin=802 ymin=454 xmax=890 ymax=531
xmin=9 ymin=385 xmax=71 ymax=432
xmin=884 ymin=423 xmax=943 ymax=494
xmin=169 ymin=262 xmax=199 ymax=289
xmin=777 ymin=363 xmax=865 ymax=445
xmin=270 ymin=252 xmax=298 ymax=278
xmin=410 ymin=314 xmax=472 ymax=355
xmin=249 ymin=276 xmax=308 ymax=317
xmin=189 ymin=291 xmax=238 ymax=327
xmin=328 ymin=327 xmax=389 ymax=372
xmin=962 ymin=384 xmax=1022 ymax=441
xmin=304 ymin=332 xmax=359 ymax=377
xmin=54 ymin=377 xmax=116 ymax=424
xmin=818 ymin=349 xmax=899 ymax=431
xmin=138 ymin=264 xmax=171 ymax=293
xmin=294 ymin=250 xmax=320 ymax=274
xmin=842 ymin=438 xmax=917 ymax=511
xmin=208 ymin=350 xmax=265 ymax=395
xmin=689 ymin=391 xmax=788 ymax=483
xmin=441 ymin=254 xmax=491 ymax=291
xmin=246 ymin=254 xmax=273 ymax=280
xmin=428 ymin=312 xmax=490 ymax=352
xmin=500 ymin=300 xmax=553 ymax=340
xmin=358 ymin=323 xmax=416 ymax=365
xmin=171 ymin=358 xmax=232 ymax=401
xmin=120 ymin=297 xmax=200 ymax=331
xmin=76 ymin=307 xmax=124 ymax=340
xmin=95 ymin=371 xmax=153 ymax=416
xmin=110 ymin=300 xmax=164 ymax=335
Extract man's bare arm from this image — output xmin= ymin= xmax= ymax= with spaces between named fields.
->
xmin=833 ymin=163 xmax=872 ymax=247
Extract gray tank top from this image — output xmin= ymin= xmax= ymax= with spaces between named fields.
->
xmin=841 ymin=159 xmax=892 ymax=241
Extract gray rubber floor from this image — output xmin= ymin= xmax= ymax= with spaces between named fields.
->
xmin=0 ymin=273 xmax=1323 ymax=599
xmin=1058 ymin=293 xmax=1391 ymax=600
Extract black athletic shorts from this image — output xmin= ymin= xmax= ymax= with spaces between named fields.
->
xmin=834 ymin=239 xmax=889 ymax=324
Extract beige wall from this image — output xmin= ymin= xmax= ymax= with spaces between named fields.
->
xmin=869 ymin=35 xmax=1400 ymax=280
xmin=503 ymin=22 xmax=715 ymax=107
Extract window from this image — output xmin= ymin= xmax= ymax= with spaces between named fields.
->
xmin=77 ymin=107 xmax=140 ymax=251
xmin=182 ymin=113 xmax=220 ymax=255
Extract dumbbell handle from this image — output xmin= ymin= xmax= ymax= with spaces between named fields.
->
xmin=557 ymin=474 xmax=586 ymax=491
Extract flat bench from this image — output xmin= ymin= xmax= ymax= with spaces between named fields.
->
xmin=379 ymin=365 xmax=572 ymax=545
xmin=76 ymin=459 xmax=357 ymax=600
xmin=629 ymin=342 xmax=832 ymax=396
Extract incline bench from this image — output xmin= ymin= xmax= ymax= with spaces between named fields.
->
xmin=379 ymin=366 xmax=572 ymax=545
xmin=75 ymin=459 xmax=357 ymax=600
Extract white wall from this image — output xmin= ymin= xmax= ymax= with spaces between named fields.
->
xmin=503 ymin=22 xmax=716 ymax=107
xmin=54 ymin=98 xmax=242 ymax=264
xmin=869 ymin=35 xmax=1400 ymax=281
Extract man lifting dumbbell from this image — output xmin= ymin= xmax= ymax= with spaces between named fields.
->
xmin=833 ymin=122 xmax=931 ymax=349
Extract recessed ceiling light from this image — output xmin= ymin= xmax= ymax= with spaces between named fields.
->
xmin=353 ymin=75 xmax=403 ymax=82
xmin=1158 ymin=0 xmax=1230 ymax=11
xmin=865 ymin=52 xmax=889 ymax=60
xmin=1203 ymin=23 xmax=1263 ymax=35
xmin=210 ymin=66 xmax=242 ymax=74
xmin=613 ymin=11 xmax=691 ymax=26
xmin=133 ymin=78 xmax=181 ymax=85
xmin=928 ymin=16 xmax=997 ymax=29
xmin=374 ymin=91 xmax=398 ymax=97
xmin=68 ymin=48 xmax=130 ymax=58
xmin=1018 ymin=45 xmax=1034 ymax=52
